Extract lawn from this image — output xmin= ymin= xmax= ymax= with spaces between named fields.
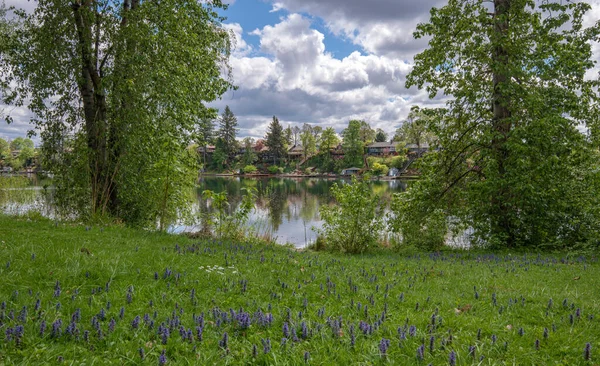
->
xmin=0 ymin=215 xmax=598 ymax=365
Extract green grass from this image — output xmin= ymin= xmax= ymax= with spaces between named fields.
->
xmin=0 ymin=215 xmax=598 ymax=365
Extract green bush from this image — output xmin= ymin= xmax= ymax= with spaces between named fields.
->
xmin=371 ymin=162 xmax=389 ymax=176
xmin=268 ymin=165 xmax=283 ymax=174
xmin=316 ymin=177 xmax=383 ymax=254
xmin=389 ymin=189 xmax=448 ymax=250
xmin=243 ymin=165 xmax=257 ymax=174
xmin=390 ymin=155 xmax=407 ymax=169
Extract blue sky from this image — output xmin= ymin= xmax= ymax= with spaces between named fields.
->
xmin=223 ymin=0 xmax=359 ymax=59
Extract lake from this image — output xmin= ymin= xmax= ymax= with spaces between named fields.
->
xmin=0 ymin=175 xmax=406 ymax=248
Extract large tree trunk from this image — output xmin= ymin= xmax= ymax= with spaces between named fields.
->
xmin=72 ymin=1 xmax=109 ymax=214
xmin=490 ymin=0 xmax=514 ymax=247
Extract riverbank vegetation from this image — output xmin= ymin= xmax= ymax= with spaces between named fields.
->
xmin=1 ymin=215 xmax=598 ymax=364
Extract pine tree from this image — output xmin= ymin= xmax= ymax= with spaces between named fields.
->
xmin=265 ymin=116 xmax=286 ymax=165
xmin=218 ymin=106 xmax=238 ymax=164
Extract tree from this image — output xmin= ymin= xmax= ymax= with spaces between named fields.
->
xmin=319 ymin=127 xmax=340 ymax=153
xmin=9 ymin=137 xmax=34 ymax=151
xmin=375 ymin=129 xmax=388 ymax=142
xmin=218 ymin=106 xmax=239 ymax=164
xmin=292 ymin=126 xmax=301 ymax=146
xmin=392 ymin=0 xmax=600 ymax=249
xmin=300 ymin=123 xmax=317 ymax=160
xmin=342 ymin=120 xmax=364 ymax=168
xmin=241 ymin=137 xmax=257 ymax=167
xmin=265 ymin=116 xmax=286 ymax=165
xmin=311 ymin=125 xmax=322 ymax=141
xmin=284 ymin=125 xmax=293 ymax=147
xmin=0 ymin=137 xmax=9 ymax=162
xmin=393 ymin=107 xmax=435 ymax=156
xmin=196 ymin=116 xmax=215 ymax=167
xmin=358 ymin=121 xmax=375 ymax=145
xmin=1 ymin=0 xmax=234 ymax=226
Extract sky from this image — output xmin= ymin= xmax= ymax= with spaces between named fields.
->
xmin=1 ymin=0 xmax=600 ymax=144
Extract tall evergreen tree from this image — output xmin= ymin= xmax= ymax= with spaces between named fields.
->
xmin=265 ymin=116 xmax=286 ymax=165
xmin=218 ymin=106 xmax=238 ymax=164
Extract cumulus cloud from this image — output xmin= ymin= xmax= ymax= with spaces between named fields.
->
xmin=269 ymin=0 xmax=445 ymax=58
xmin=213 ymin=14 xmax=422 ymax=139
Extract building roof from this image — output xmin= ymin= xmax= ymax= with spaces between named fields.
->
xmin=368 ymin=142 xmax=396 ymax=148
xmin=405 ymin=143 xmax=430 ymax=149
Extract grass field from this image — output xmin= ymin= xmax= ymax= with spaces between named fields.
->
xmin=0 ymin=215 xmax=598 ymax=365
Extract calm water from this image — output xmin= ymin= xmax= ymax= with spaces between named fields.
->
xmin=0 ymin=175 xmax=405 ymax=247
xmin=188 ymin=176 xmax=406 ymax=247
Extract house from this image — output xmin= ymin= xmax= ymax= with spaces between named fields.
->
xmin=367 ymin=142 xmax=397 ymax=156
xmin=341 ymin=167 xmax=361 ymax=175
xmin=330 ymin=144 xmax=345 ymax=160
xmin=405 ymin=143 xmax=429 ymax=156
xmin=197 ymin=145 xmax=216 ymax=154
xmin=288 ymin=144 xmax=304 ymax=161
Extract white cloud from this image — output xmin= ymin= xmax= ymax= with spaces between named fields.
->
xmin=213 ymin=14 xmax=425 ymax=139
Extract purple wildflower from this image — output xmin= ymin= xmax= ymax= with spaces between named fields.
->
xmin=468 ymin=345 xmax=476 ymax=358
xmin=379 ymin=338 xmax=391 ymax=356
xmin=220 ymin=332 xmax=229 ymax=349
xmin=304 ymin=351 xmax=310 ymax=363
xmin=449 ymin=350 xmax=457 ymax=366
xmin=40 ymin=320 xmax=46 ymax=337
xmin=417 ymin=344 xmax=425 ymax=361
xmin=131 ymin=315 xmax=140 ymax=329
xmin=584 ymin=342 xmax=591 ymax=361
xmin=252 ymin=344 xmax=258 ymax=358
xmin=159 ymin=350 xmax=167 ymax=365
xmin=409 ymin=325 xmax=417 ymax=337
xmin=262 ymin=338 xmax=271 ymax=354
xmin=429 ymin=336 xmax=435 ymax=352
xmin=138 ymin=348 xmax=145 ymax=360
xmin=196 ymin=326 xmax=203 ymax=341
xmin=162 ymin=327 xmax=170 ymax=345
xmin=535 ymin=339 xmax=540 ymax=350
xmin=283 ymin=322 xmax=290 ymax=338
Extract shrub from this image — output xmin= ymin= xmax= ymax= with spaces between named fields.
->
xmin=371 ymin=162 xmax=389 ymax=176
xmin=316 ymin=177 xmax=383 ymax=254
xmin=243 ymin=165 xmax=257 ymax=174
xmin=201 ymin=188 xmax=257 ymax=240
xmin=388 ymin=189 xmax=448 ymax=250
xmin=268 ymin=165 xmax=283 ymax=174
xmin=390 ymin=155 xmax=407 ymax=169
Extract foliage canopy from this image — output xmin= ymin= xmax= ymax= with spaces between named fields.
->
xmin=392 ymin=0 xmax=600 ymax=249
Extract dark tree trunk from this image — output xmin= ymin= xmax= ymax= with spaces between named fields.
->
xmin=490 ymin=0 xmax=514 ymax=247
xmin=72 ymin=1 xmax=109 ymax=214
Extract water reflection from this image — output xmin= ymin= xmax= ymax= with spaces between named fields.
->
xmin=195 ymin=177 xmax=406 ymax=247
xmin=1 ymin=175 xmax=406 ymax=248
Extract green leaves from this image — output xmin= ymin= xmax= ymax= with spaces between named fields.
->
xmin=1 ymin=0 xmax=235 ymax=225
xmin=317 ymin=177 xmax=383 ymax=254
xmin=395 ymin=0 xmax=600 ymax=249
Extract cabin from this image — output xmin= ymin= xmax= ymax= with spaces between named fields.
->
xmin=367 ymin=142 xmax=397 ymax=156
xmin=287 ymin=144 xmax=304 ymax=161
xmin=341 ymin=167 xmax=361 ymax=176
